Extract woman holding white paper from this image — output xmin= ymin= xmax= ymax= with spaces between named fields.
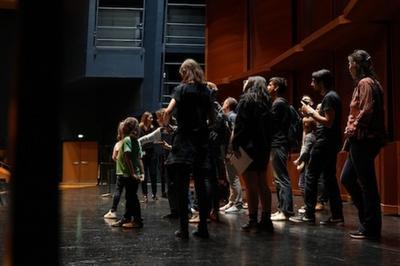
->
xmin=232 ymin=76 xmax=273 ymax=233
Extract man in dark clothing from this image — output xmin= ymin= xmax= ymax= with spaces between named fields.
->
xmin=290 ymin=69 xmax=344 ymax=225
xmin=267 ymin=77 xmax=294 ymax=221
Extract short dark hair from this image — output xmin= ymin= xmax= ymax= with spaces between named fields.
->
xmin=269 ymin=77 xmax=288 ymax=94
xmin=312 ymin=69 xmax=333 ymax=89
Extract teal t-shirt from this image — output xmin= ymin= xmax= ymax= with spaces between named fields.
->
xmin=116 ymin=136 xmax=142 ymax=177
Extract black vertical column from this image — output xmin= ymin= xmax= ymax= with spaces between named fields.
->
xmin=9 ymin=1 xmax=63 ymax=265
xmin=141 ymin=0 xmax=165 ymax=112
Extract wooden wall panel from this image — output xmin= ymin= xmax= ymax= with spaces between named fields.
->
xmin=397 ymin=142 xmax=400 ymax=215
xmin=206 ymin=0 xmax=247 ymax=82
xmin=251 ymin=0 xmax=292 ymax=68
xmin=391 ymin=24 xmax=400 ymax=141
xmin=333 ymin=0 xmax=351 ymax=17
xmin=376 ymin=142 xmax=399 ymax=214
xmin=0 ymin=0 xmax=16 ymax=9
xmin=297 ymin=0 xmax=334 ymax=41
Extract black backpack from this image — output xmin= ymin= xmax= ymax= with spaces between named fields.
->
xmin=287 ymin=105 xmax=302 ymax=150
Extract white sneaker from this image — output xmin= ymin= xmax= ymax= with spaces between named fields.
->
xmin=225 ymin=205 xmax=239 ymax=213
xmin=219 ymin=202 xmax=234 ymax=211
xmin=298 ymin=206 xmax=306 ymax=214
xmin=271 ymin=211 xmax=281 ymax=217
xmin=270 ymin=211 xmax=288 ymax=221
xmin=103 ymin=210 xmax=117 ymax=219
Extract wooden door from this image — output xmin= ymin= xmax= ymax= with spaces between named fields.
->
xmin=79 ymin=142 xmax=98 ymax=183
xmin=62 ymin=141 xmax=98 ymax=183
xmin=62 ymin=142 xmax=80 ymax=183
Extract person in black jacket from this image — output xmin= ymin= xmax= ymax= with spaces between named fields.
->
xmin=232 ymin=76 xmax=273 ymax=232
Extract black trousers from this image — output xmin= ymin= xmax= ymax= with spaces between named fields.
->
xmin=304 ymin=146 xmax=343 ymax=219
xmin=341 ymin=139 xmax=382 ymax=235
xmin=168 ymin=163 xmax=208 ymax=233
xmin=121 ymin=177 xmax=141 ymax=222
xmin=142 ymin=155 xmax=158 ymax=196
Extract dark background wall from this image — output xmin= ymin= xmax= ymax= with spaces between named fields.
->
xmin=59 ymin=78 xmax=142 ymax=145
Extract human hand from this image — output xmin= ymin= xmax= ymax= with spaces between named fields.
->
xmin=301 ymin=101 xmax=315 ymax=117
xmin=296 ymin=161 xmax=305 ymax=171
xmin=344 ymin=126 xmax=356 ymax=138
xmin=132 ymin=174 xmax=145 ymax=182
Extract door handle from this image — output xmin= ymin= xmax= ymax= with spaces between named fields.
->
xmin=73 ymin=161 xmax=80 ymax=165
xmin=81 ymin=161 xmax=89 ymax=165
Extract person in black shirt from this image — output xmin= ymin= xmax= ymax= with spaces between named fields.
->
xmin=164 ymin=58 xmax=214 ymax=239
xmin=290 ymin=69 xmax=344 ymax=225
xmin=267 ymin=77 xmax=294 ymax=221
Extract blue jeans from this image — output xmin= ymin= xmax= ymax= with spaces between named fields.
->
xmin=111 ymin=175 xmax=124 ymax=211
xmin=341 ymin=139 xmax=382 ymax=235
xmin=271 ymin=146 xmax=294 ymax=216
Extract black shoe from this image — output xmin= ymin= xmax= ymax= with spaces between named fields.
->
xmin=161 ymin=192 xmax=167 ymax=198
xmin=258 ymin=219 xmax=274 ymax=233
xmin=320 ymin=217 xmax=344 ymax=226
xmin=289 ymin=215 xmax=315 ymax=224
xmin=349 ymin=231 xmax=380 ymax=240
xmin=192 ymin=229 xmax=209 ymax=239
xmin=175 ymin=230 xmax=189 ymax=240
xmin=241 ymin=220 xmax=259 ymax=232
xmin=162 ymin=213 xmax=179 ymax=219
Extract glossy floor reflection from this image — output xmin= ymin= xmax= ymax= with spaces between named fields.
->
xmin=56 ymin=185 xmax=400 ymax=265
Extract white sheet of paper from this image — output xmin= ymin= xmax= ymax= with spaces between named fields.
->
xmin=138 ymin=128 xmax=162 ymax=146
xmin=229 ymin=147 xmax=253 ymax=176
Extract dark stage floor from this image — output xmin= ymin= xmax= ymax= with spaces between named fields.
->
xmin=1 ymin=185 xmax=400 ymax=265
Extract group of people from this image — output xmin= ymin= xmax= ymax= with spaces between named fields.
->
xmin=104 ymin=49 xmax=386 ymax=241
